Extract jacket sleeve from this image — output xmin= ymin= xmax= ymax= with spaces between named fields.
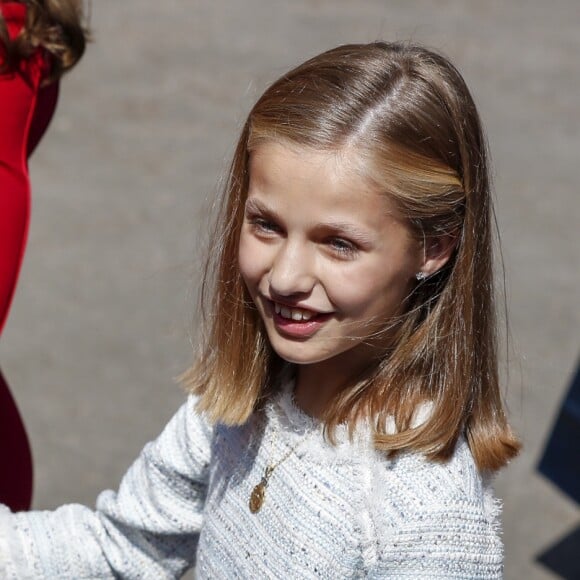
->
xmin=367 ymin=502 xmax=504 ymax=579
xmin=0 ymin=396 xmax=213 ymax=579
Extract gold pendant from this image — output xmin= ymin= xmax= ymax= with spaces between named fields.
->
xmin=249 ymin=482 xmax=266 ymax=513
xmin=249 ymin=466 xmax=273 ymax=513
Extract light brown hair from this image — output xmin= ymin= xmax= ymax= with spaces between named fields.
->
xmin=184 ymin=42 xmax=520 ymax=472
xmin=0 ymin=0 xmax=86 ymax=81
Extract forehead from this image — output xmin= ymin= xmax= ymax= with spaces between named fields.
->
xmin=250 ymin=140 xmax=362 ymax=178
xmin=248 ymin=142 xmax=391 ymax=212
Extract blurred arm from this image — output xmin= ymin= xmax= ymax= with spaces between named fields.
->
xmin=0 ymin=396 xmax=213 ymax=579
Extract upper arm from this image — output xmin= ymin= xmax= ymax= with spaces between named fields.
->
xmin=369 ymin=503 xmax=503 ymax=579
xmin=365 ymin=440 xmax=503 ymax=579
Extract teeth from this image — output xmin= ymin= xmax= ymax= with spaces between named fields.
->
xmin=274 ymin=303 xmax=315 ymax=321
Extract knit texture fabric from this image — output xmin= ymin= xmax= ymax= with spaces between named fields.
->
xmin=0 ymin=388 xmax=503 ymax=579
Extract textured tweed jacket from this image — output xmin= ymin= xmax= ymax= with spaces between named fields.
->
xmin=0 ymin=388 xmax=503 ymax=579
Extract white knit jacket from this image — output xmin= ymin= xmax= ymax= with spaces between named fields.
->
xmin=0 ymin=388 xmax=503 ymax=579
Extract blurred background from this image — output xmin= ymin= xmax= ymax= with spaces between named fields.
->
xmin=1 ymin=0 xmax=578 ymax=578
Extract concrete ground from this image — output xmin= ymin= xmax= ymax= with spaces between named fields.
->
xmin=2 ymin=0 xmax=578 ymax=578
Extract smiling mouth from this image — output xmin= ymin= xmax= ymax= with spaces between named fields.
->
xmin=273 ymin=302 xmax=318 ymax=321
xmin=266 ymin=300 xmax=333 ymax=338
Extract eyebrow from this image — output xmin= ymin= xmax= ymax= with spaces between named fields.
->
xmin=318 ymin=222 xmax=375 ymax=245
xmin=244 ymin=197 xmax=280 ymax=218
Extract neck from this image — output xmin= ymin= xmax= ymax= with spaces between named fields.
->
xmin=293 ymin=369 xmax=337 ymax=419
xmin=293 ymin=350 xmax=378 ymax=419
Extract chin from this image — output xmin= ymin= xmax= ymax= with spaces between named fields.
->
xmin=271 ymin=348 xmax=319 ymax=366
xmin=268 ymin=338 xmax=338 ymax=367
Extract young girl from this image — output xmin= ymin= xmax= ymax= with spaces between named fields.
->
xmin=0 ymin=41 xmax=520 ymax=578
xmin=0 ymin=0 xmax=86 ymax=511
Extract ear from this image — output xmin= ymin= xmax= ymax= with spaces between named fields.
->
xmin=420 ymin=234 xmax=458 ymax=277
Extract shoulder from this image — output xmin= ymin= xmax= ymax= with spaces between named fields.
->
xmin=363 ymin=438 xmax=503 ymax=578
xmin=371 ymin=437 xmax=493 ymax=518
xmin=0 ymin=3 xmax=26 ymax=49
xmin=0 ymin=2 xmax=51 ymax=81
xmin=137 ymin=395 xmax=215 ymax=481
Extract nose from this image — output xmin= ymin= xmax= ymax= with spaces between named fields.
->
xmin=268 ymin=240 xmax=316 ymax=297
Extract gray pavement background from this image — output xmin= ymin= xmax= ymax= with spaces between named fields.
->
xmin=1 ymin=1 xmax=579 ymax=578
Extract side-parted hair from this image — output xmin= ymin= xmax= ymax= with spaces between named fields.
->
xmin=0 ymin=0 xmax=86 ymax=81
xmin=184 ymin=42 xmax=520 ymax=472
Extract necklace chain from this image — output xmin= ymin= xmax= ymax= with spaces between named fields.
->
xmin=249 ymin=428 xmax=310 ymax=514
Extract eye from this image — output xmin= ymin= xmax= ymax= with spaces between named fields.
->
xmin=248 ymin=215 xmax=281 ymax=235
xmin=327 ymin=237 xmax=358 ymax=258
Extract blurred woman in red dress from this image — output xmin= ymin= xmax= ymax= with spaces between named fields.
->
xmin=0 ymin=0 xmax=86 ymax=511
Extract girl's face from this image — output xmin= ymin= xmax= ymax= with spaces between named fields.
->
xmin=238 ymin=142 xmax=421 ymax=382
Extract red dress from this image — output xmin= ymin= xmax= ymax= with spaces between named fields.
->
xmin=0 ymin=1 xmax=59 ymax=511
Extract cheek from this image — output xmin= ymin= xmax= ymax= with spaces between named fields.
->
xmin=237 ymin=236 xmax=253 ymax=283
xmin=324 ymin=262 xmax=413 ymax=315
xmin=238 ymin=232 xmax=264 ymax=288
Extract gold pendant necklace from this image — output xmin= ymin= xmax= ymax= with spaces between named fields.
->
xmin=249 ymin=466 xmax=274 ymax=513
xmin=249 ymin=432 xmax=310 ymax=514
